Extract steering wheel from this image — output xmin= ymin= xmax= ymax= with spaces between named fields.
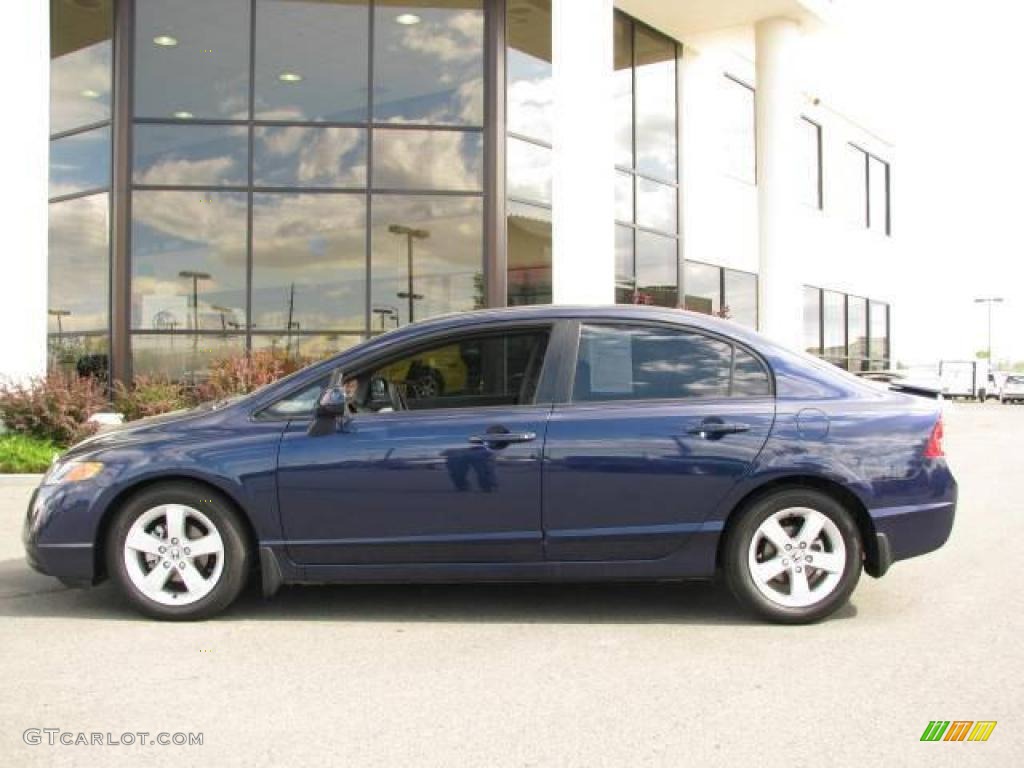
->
xmin=386 ymin=380 xmax=407 ymax=412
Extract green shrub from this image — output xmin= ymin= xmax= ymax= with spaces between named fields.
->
xmin=112 ymin=376 xmax=189 ymax=421
xmin=0 ymin=434 xmax=61 ymax=473
xmin=0 ymin=374 xmax=105 ymax=446
xmin=194 ymin=349 xmax=309 ymax=401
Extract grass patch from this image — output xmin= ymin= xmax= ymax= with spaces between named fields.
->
xmin=0 ymin=433 xmax=62 ymax=473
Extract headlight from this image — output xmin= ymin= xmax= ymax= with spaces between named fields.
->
xmin=45 ymin=460 xmax=105 ymax=485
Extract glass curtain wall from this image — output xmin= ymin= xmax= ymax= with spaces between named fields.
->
xmin=130 ymin=0 xmax=486 ymax=379
xmin=48 ymin=0 xmax=114 ymax=376
xmin=613 ymin=13 xmax=680 ymax=307
xmin=681 ymin=262 xmax=758 ymax=329
xmin=506 ymin=0 xmax=552 ymax=306
xmin=804 ymin=286 xmax=890 ymax=370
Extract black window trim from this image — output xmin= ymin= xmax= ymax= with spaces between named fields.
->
xmin=557 ymin=318 xmax=775 ymax=407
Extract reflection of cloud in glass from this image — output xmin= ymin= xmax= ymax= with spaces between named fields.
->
xmin=372 ymin=129 xmax=482 ymax=191
xmin=49 ymin=127 xmax=111 ymax=198
xmin=48 ymin=194 xmax=110 ymax=332
xmin=255 ymin=127 xmax=367 ymax=188
xmin=51 ymin=43 xmax=112 ymax=134
xmin=134 ymin=124 xmax=248 ymax=187
xmin=507 ymin=138 xmax=551 ymax=204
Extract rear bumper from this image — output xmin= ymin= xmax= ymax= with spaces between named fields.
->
xmin=867 ymin=492 xmax=957 ymax=568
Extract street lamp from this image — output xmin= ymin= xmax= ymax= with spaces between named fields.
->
xmin=388 ymin=224 xmax=429 ymax=324
xmin=974 ymin=297 xmax=1004 ymax=364
xmin=372 ymin=306 xmax=399 ymax=331
xmin=178 ymin=270 xmax=212 ymax=332
xmin=48 ymin=308 xmax=71 ymax=339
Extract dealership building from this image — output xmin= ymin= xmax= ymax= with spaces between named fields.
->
xmin=2 ymin=0 xmax=895 ymax=383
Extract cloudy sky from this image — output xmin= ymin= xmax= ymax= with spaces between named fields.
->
xmin=809 ymin=0 xmax=1024 ymax=365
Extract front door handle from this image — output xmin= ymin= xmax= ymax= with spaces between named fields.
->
xmin=468 ymin=431 xmax=536 ymax=446
xmin=686 ymin=421 xmax=751 ymax=439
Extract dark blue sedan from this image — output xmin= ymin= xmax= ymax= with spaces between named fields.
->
xmin=23 ymin=306 xmax=956 ymax=622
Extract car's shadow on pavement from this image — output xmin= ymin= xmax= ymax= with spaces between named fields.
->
xmin=0 ymin=557 xmax=858 ymax=626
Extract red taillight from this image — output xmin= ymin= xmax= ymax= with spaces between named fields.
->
xmin=923 ymin=416 xmax=945 ymax=458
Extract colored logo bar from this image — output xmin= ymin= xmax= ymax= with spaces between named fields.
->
xmin=920 ymin=721 xmax=997 ymax=742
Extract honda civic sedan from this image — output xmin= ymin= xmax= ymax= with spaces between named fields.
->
xmin=24 ymin=306 xmax=956 ymax=623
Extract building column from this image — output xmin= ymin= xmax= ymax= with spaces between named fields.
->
xmin=0 ymin=0 xmax=48 ymax=383
xmin=755 ymin=17 xmax=804 ymax=347
xmin=550 ymin=0 xmax=615 ymax=304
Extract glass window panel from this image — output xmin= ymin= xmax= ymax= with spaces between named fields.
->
xmin=254 ymin=0 xmax=369 ymax=122
xmin=869 ymin=156 xmax=889 ymax=234
xmin=847 ymin=145 xmax=867 ymax=226
xmin=368 ymin=329 xmax=550 ymax=410
xmin=573 ymin=325 xmax=731 ymax=402
xmin=48 ymin=194 xmax=109 ymax=334
xmin=634 ymin=26 xmax=676 ymax=181
xmin=371 ymin=194 xmax=483 ymax=326
xmin=507 ymin=0 xmax=552 ymax=143
xmin=50 ymin=0 xmax=112 ymax=135
xmin=723 ymin=269 xmax=757 ymax=328
xmin=507 ymin=138 xmax=551 ymax=204
xmin=614 ymin=225 xmax=635 ymax=304
xmin=252 ymin=193 xmax=367 ymax=332
xmin=612 ymin=12 xmax=633 ymax=169
xmin=800 ymin=118 xmax=822 ymax=209
xmin=49 ymin=126 xmax=110 ymax=198
xmin=131 ymin=334 xmax=245 ymax=382
xmin=635 ymin=177 xmax=676 ymax=233
xmin=823 ymin=290 xmax=846 ymax=361
xmin=635 ymin=231 xmax=677 ymax=308
xmin=254 ymin=126 xmax=367 ymax=188
xmin=372 ymin=128 xmax=483 ymax=190
xmin=133 ymin=124 xmax=249 ymax=187
xmin=721 ymin=76 xmax=755 ymax=184
xmin=252 ymin=333 xmax=363 ymax=362
xmin=48 ymin=333 xmax=109 ymax=377
xmin=135 ymin=0 xmax=250 ymax=120
xmin=683 ymin=261 xmax=720 ymax=316
xmin=732 ymin=347 xmax=770 ymax=397
xmin=869 ymin=301 xmax=889 ymax=362
xmin=507 ymin=201 xmax=551 ymax=306
xmin=803 ymin=286 xmax=821 ymax=355
xmin=131 ymin=191 xmax=248 ymax=331
xmin=615 ymin=172 xmax=634 ymax=223
xmin=373 ymin=0 xmax=484 ymax=125
xmin=847 ymin=295 xmax=868 ymax=363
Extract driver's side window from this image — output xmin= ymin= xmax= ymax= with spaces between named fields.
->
xmin=364 ymin=328 xmax=550 ymax=412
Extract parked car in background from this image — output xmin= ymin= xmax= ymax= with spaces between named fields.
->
xmin=24 ymin=306 xmax=956 ymax=625
xmin=1000 ymin=374 xmax=1024 ymax=404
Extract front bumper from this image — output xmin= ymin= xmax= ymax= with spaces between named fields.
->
xmin=22 ymin=484 xmax=100 ymax=587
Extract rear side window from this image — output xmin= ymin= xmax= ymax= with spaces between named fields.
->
xmin=572 ymin=324 xmax=770 ymax=402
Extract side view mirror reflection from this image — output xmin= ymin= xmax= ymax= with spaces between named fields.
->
xmin=308 ymin=383 xmax=351 ymax=436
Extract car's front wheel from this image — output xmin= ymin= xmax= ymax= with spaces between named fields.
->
xmin=723 ymin=489 xmax=863 ymax=624
xmin=106 ymin=483 xmax=250 ymax=620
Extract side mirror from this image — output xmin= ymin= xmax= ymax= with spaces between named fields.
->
xmin=308 ymin=384 xmax=350 ymax=436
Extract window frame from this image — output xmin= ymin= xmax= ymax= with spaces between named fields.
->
xmin=800 ymin=116 xmax=823 ymax=210
xmin=561 ymin=319 xmax=775 ymax=406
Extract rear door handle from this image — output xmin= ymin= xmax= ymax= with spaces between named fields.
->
xmin=686 ymin=422 xmax=751 ymax=438
xmin=468 ymin=431 xmax=537 ymax=445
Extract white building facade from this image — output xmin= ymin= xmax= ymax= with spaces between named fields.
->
xmin=1 ymin=0 xmax=895 ymax=383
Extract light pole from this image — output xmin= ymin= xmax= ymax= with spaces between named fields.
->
xmin=178 ymin=270 xmax=212 ymax=332
xmin=372 ymin=306 xmax=398 ymax=331
xmin=48 ymin=308 xmax=71 ymax=339
xmin=974 ymin=297 xmax=1003 ymax=364
xmin=388 ymin=224 xmax=429 ymax=324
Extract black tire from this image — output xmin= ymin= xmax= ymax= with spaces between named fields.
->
xmin=722 ymin=488 xmax=863 ymax=624
xmin=105 ymin=482 xmax=251 ymax=621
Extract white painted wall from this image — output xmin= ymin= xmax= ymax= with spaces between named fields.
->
xmin=0 ymin=0 xmax=48 ymax=383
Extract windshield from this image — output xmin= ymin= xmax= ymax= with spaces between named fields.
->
xmin=1007 ymin=376 xmax=1024 ymax=385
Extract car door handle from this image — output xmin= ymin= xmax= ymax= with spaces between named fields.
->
xmin=686 ymin=422 xmax=751 ymax=438
xmin=468 ymin=431 xmax=537 ymax=445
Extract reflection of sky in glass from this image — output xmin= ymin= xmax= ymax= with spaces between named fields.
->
xmin=135 ymin=0 xmax=251 ymax=120
xmin=370 ymin=194 xmax=483 ymax=326
xmin=51 ymin=41 xmax=111 ymax=135
xmin=507 ymin=138 xmax=551 ymax=203
xmin=847 ymin=296 xmax=868 ymax=358
xmin=131 ymin=191 xmax=248 ymax=330
xmin=255 ymin=127 xmax=367 ymax=188
xmin=373 ymin=2 xmax=484 ymax=125
xmin=134 ymin=124 xmax=249 ymax=187
xmin=48 ymin=194 xmax=109 ymax=332
xmin=615 ymin=224 xmax=634 ymax=286
xmin=615 ymin=172 xmax=633 ymax=223
xmin=724 ymin=269 xmax=757 ymax=328
xmin=252 ymin=333 xmax=362 ymax=360
xmin=635 ymin=231 xmax=677 ymax=307
xmin=823 ymin=290 xmax=846 ymax=358
xmin=613 ymin=13 xmax=634 ymax=169
xmin=507 ymin=0 xmax=552 ymax=142
xmin=372 ymin=128 xmax=482 ymax=190
xmin=634 ymin=26 xmax=676 ymax=182
xmin=803 ymin=286 xmax=821 ymax=354
xmin=254 ymin=0 xmax=369 ymax=122
xmin=50 ymin=127 xmax=111 ymax=198
xmin=507 ymin=201 xmax=551 ymax=306
xmin=132 ymin=334 xmax=245 ymax=379
xmin=636 ymin=177 xmax=676 ymax=233
xmin=252 ymin=193 xmax=366 ymax=330
xmin=683 ymin=262 xmax=720 ymax=316
xmin=869 ymin=301 xmax=889 ymax=360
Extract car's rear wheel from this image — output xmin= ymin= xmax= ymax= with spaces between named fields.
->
xmin=106 ymin=483 xmax=250 ymax=620
xmin=723 ymin=489 xmax=863 ymax=624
